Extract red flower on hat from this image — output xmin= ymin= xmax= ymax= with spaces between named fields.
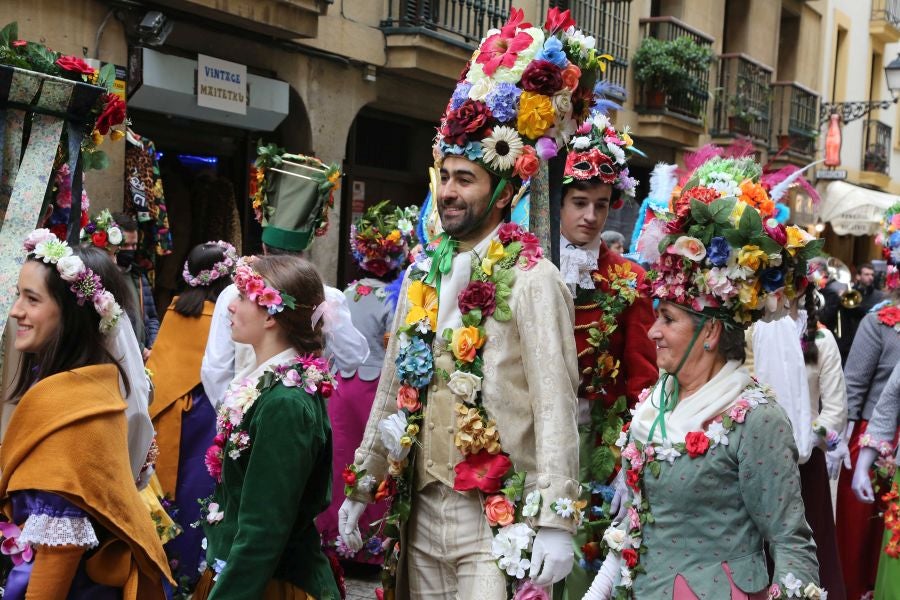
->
xmin=441 ymin=100 xmax=493 ymax=146
xmin=91 ymin=231 xmax=108 ymax=248
xmin=544 ymin=7 xmax=576 ymax=34
xmin=521 ymin=60 xmax=564 ymax=96
xmin=453 ymin=450 xmax=512 ymax=494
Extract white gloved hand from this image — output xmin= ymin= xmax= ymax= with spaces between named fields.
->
xmin=581 ymin=552 xmax=623 ymax=600
xmin=529 ymin=527 xmax=575 ymax=587
xmin=825 ymin=438 xmax=851 ymax=480
xmin=851 ymin=447 xmax=878 ymax=504
xmin=338 ymin=499 xmax=366 ymax=552
xmin=609 ymin=469 xmax=629 ymax=522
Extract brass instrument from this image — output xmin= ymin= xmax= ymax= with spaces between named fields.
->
xmin=841 ymin=287 xmax=863 ymax=309
xmin=827 ymin=258 xmax=855 ymax=338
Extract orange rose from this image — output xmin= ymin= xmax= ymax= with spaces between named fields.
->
xmin=451 ymin=326 xmax=485 ymax=363
xmin=561 ymin=64 xmax=582 ymax=90
xmin=396 ymin=384 xmax=422 ymax=412
xmin=484 ymin=494 xmax=516 ymax=526
xmin=514 ymin=145 xmax=539 ymax=180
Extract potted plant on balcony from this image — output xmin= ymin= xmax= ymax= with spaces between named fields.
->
xmin=632 ymin=35 xmax=714 ymax=111
xmin=727 ymin=95 xmax=760 ymax=134
xmin=864 ymin=144 xmax=888 ymax=173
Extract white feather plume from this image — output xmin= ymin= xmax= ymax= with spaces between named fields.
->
xmin=648 ymin=163 xmax=678 ymax=209
xmin=768 ymin=159 xmax=824 ymax=202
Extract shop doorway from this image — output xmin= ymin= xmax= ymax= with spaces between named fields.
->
xmin=127 ymin=108 xmax=265 ymax=310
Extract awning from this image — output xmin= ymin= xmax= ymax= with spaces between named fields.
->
xmin=819 ymin=181 xmax=899 ymax=236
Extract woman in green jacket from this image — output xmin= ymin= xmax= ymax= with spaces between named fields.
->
xmin=195 ymin=254 xmax=340 ymax=600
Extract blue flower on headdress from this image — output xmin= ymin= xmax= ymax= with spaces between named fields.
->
xmin=485 ymin=83 xmax=521 ymax=123
xmin=395 ymin=336 xmax=434 ymax=388
xmin=760 ymin=267 xmax=785 ymax=292
xmin=536 ymin=36 xmax=568 ymax=68
xmin=707 ymin=237 xmax=731 ymax=267
xmin=450 ymin=82 xmax=473 ymax=111
xmin=440 ymin=140 xmax=483 ymax=161
xmin=890 ymin=230 xmax=900 ymax=249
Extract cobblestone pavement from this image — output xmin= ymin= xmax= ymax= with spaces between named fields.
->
xmin=343 ymin=564 xmax=380 ymax=600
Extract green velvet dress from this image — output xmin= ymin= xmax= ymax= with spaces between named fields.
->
xmin=203 ymin=383 xmax=340 ymax=600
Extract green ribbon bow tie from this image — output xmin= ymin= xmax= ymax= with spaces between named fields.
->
xmin=423 ymin=233 xmax=457 ymax=296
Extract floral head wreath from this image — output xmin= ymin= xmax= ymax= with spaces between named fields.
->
xmin=23 ymin=229 xmax=123 ymax=334
xmin=80 ymin=209 xmax=123 ymax=249
xmin=183 ymin=241 xmax=239 ymax=287
xmin=434 ymin=7 xmax=611 ymax=187
xmin=563 ymin=111 xmax=639 ymax=199
xmin=233 ymin=257 xmax=298 ymax=316
xmin=877 ymin=202 xmax=900 ymax=290
xmin=644 ymin=156 xmax=824 ymax=327
xmin=350 ymin=201 xmax=420 ymax=277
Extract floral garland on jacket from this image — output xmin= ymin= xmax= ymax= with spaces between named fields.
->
xmin=600 ymin=383 xmax=826 ymax=599
xmin=877 ymin=303 xmax=900 ymax=332
xmin=346 ymin=222 xmax=582 ymax=599
xmin=204 ymin=355 xmax=335 ymax=484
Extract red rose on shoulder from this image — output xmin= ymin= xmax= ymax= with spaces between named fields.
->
xmin=91 ymin=231 xmax=108 ymax=248
xmin=95 ymin=93 xmax=127 ymax=135
xmin=55 ymin=55 xmax=96 ymax=76
xmin=685 ymin=431 xmax=710 ymax=458
xmin=441 ymin=100 xmax=493 ymax=146
xmin=621 ymin=548 xmax=639 ymax=568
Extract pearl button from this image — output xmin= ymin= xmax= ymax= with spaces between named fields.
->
xmin=428 ymin=422 xmax=435 ymax=430
xmin=447 ymin=426 xmax=454 ymax=433
xmin=426 ymin=459 xmax=434 ymax=467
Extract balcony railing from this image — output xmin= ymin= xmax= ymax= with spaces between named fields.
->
xmin=863 ymin=119 xmax=892 ymax=176
xmin=542 ymin=0 xmax=633 ymax=96
xmin=770 ymin=82 xmax=819 ymax=160
xmin=711 ymin=54 xmax=772 ymax=142
xmin=381 ymin=0 xmax=511 ymax=48
xmin=637 ymin=17 xmax=714 ymax=121
xmin=872 ymin=0 xmax=900 ymax=28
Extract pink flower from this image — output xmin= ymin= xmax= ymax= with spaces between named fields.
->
xmin=498 ymin=222 xmax=524 ymax=244
xmin=357 ymin=284 xmax=373 ymax=296
xmin=514 ymin=580 xmax=549 ymax=600
xmin=282 ymin=369 xmax=302 ymax=387
xmin=627 ymin=506 xmax=640 ymax=530
xmin=244 ymin=276 xmax=265 ymax=301
xmin=729 ymin=399 xmax=750 ymax=423
xmin=621 ymin=442 xmax=644 ymax=470
xmin=764 ymin=218 xmax=788 ymax=246
xmin=517 ymin=242 xmax=543 ymax=270
xmin=669 ymin=236 xmax=707 ymax=261
xmin=205 ymin=445 xmax=223 ymax=481
xmin=535 ymin=137 xmax=558 ymax=160
xmin=476 ymin=10 xmax=534 ymax=76
xmin=0 ymin=522 xmax=33 ymax=566
xmin=258 ymin=287 xmax=283 ymax=308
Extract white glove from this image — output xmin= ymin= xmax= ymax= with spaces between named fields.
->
xmin=338 ymin=499 xmax=366 ymax=552
xmin=609 ymin=469 xmax=629 ymax=522
xmin=582 ymin=552 xmax=623 ymax=600
xmin=851 ymin=447 xmax=878 ymax=504
xmin=825 ymin=438 xmax=851 ymax=480
xmin=529 ymin=527 xmax=575 ymax=587
xmin=844 ymin=421 xmax=856 ymax=443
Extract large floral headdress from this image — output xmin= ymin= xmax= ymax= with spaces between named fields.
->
xmin=564 ymin=111 xmax=638 ymax=198
xmin=80 ymin=209 xmax=123 ymax=250
xmin=350 ymin=201 xmax=419 ymax=277
xmin=435 ymin=7 xmax=610 ymax=186
xmin=644 ymin=157 xmax=824 ymax=327
xmin=877 ymin=202 xmax=900 ymax=290
xmin=23 ymin=229 xmax=123 ymax=333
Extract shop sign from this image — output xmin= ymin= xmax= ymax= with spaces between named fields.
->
xmin=815 ymin=169 xmax=847 ymax=181
xmin=196 ymin=54 xmax=247 ymax=115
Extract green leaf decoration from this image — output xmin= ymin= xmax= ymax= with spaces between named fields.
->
xmin=97 ymin=62 xmax=116 ymax=90
xmin=493 ymin=267 xmax=515 ymax=287
xmin=648 ymin=460 xmax=661 ymax=478
xmin=590 ymin=446 xmax=616 ymax=482
xmin=722 ymin=228 xmax=746 ymax=248
xmin=461 ymin=309 xmax=481 ymax=328
xmin=495 ymin=282 xmax=512 ymax=300
xmin=798 ymin=238 xmax=825 ymax=259
xmin=85 ymin=149 xmax=109 ymax=171
xmin=738 ymin=203 xmax=762 ymax=236
xmin=442 ymin=327 xmax=454 ymax=343
xmin=602 ymin=420 xmax=624 ymax=445
xmin=493 ymin=300 xmax=512 ymax=322
xmin=0 ymin=22 xmax=17 ymax=47
xmin=722 ymin=416 xmax=734 ymax=430
xmin=751 ymin=234 xmax=782 ymax=256
xmin=690 ymin=199 xmax=712 ymax=223
xmin=709 ymin=197 xmax=737 ymax=224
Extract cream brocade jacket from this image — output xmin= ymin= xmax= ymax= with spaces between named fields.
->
xmin=351 ymin=258 xmax=582 ymax=533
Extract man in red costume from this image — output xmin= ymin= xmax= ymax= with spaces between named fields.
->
xmin=555 ymin=113 xmax=658 ymax=599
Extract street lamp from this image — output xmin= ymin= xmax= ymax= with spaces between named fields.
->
xmin=819 ymin=53 xmax=900 ymax=125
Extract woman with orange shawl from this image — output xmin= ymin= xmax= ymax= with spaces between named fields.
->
xmin=0 ymin=229 xmax=170 ymax=599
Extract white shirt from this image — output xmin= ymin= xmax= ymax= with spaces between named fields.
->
xmin=436 ymin=225 xmax=501 ymax=333
xmin=201 ymin=283 xmax=369 ymax=408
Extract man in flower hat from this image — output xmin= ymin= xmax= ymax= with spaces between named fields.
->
xmin=201 ymin=148 xmax=368 ymax=408
xmin=339 ymin=6 xmax=607 ymax=599
xmin=555 ymin=112 xmax=658 ymax=599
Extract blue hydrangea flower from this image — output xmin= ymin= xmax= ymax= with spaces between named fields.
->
xmin=707 ymin=236 xmax=731 ymax=267
xmin=890 ymin=230 xmax=900 ymax=248
xmin=535 ymin=36 xmax=568 ymax=68
xmin=439 ymin=140 xmax=483 ymax=161
xmin=395 ymin=336 xmax=434 ymax=388
xmin=485 ymin=83 xmax=521 ymax=123
xmin=450 ymin=82 xmax=472 ymax=110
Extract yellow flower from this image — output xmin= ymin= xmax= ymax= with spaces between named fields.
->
xmin=91 ymin=130 xmax=104 ymax=146
xmin=621 ymin=132 xmax=633 ymax=147
xmin=785 ymin=225 xmax=813 ymax=256
xmin=400 ymin=435 xmax=413 ymax=448
xmin=729 ymin=200 xmax=748 ymax=226
xmin=109 ymin=129 xmax=125 ymax=142
xmin=517 ymin=91 xmax=555 ymax=139
xmin=406 ymin=280 xmax=438 ymax=331
xmin=481 ymin=239 xmax=506 ymax=275
xmin=737 ymin=245 xmax=767 ymax=271
xmin=451 ymin=326 xmax=486 ymax=363
xmin=387 ymin=230 xmax=401 ymax=243
xmin=454 ymin=403 xmax=501 ymax=454
xmin=738 ymin=280 xmax=762 ymax=310
xmin=406 ymin=424 xmax=420 ymax=436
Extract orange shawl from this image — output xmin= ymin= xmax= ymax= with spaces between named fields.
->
xmin=0 ymin=364 xmax=172 ymax=599
xmin=147 ymin=301 xmax=214 ymax=497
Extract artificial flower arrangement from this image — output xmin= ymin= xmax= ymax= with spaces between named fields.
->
xmin=875 ymin=202 xmax=900 ymax=290
xmin=182 ymin=241 xmax=238 ymax=287
xmin=250 ymin=142 xmax=341 ymax=238
xmin=80 ymin=209 xmax=123 ymax=250
xmin=642 ymin=157 xmax=824 ymax=326
xmin=231 ymin=257 xmax=296 ymax=316
xmin=436 ymin=7 xmax=612 ymax=184
xmin=0 ymin=22 xmax=128 ymax=170
xmin=350 ymin=200 xmax=420 ymax=277
xmin=564 ymin=111 xmax=639 ymax=202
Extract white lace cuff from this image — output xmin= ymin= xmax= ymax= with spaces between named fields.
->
xmin=19 ymin=513 xmax=99 ymax=548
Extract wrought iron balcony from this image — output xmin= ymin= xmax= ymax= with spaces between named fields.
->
xmin=542 ymin=0 xmax=633 ymax=97
xmin=873 ymin=0 xmax=900 ymax=28
xmin=863 ymin=119 xmax=892 ymax=176
xmin=636 ymin=17 xmax=714 ymax=122
xmin=711 ymin=54 xmax=772 ymax=143
xmin=770 ymin=82 xmax=819 ymax=160
xmin=381 ymin=0 xmax=511 ymax=48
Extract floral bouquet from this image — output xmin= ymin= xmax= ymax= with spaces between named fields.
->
xmin=350 ymin=200 xmax=419 ymax=277
xmin=436 ymin=7 xmax=612 ymax=185
xmin=644 ymin=156 xmax=824 ymax=326
xmin=876 ymin=202 xmax=900 ymax=290
xmin=564 ymin=111 xmax=639 ymax=201
xmin=80 ymin=209 xmax=123 ymax=250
